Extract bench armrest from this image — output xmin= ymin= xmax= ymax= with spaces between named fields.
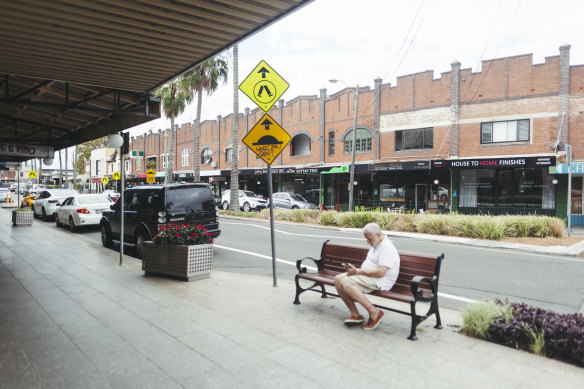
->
xmin=296 ymin=256 xmax=321 ymax=273
xmin=410 ymin=275 xmax=438 ymax=302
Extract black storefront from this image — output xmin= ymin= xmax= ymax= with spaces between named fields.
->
xmin=441 ymin=156 xmax=557 ymax=216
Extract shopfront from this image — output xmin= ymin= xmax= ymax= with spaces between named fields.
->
xmin=446 ymin=156 xmax=556 ymax=215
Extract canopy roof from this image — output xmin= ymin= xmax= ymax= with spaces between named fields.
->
xmin=0 ymin=0 xmax=311 ymax=162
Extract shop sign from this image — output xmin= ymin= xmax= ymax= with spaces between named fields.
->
xmin=252 ymin=167 xmax=319 ymax=175
xmin=367 ymin=161 xmax=429 ymax=171
xmin=555 ymin=163 xmax=584 ymax=174
xmin=0 ymin=142 xmax=54 ymax=158
xmin=441 ymin=156 xmax=555 ymax=169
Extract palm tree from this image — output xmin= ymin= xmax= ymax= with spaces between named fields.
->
xmin=181 ymin=56 xmax=228 ymax=182
xmin=154 ymin=80 xmax=191 ymax=184
xmin=230 ymin=44 xmax=240 ymax=211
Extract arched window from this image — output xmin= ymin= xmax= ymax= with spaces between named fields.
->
xmin=201 ymin=148 xmax=213 ymax=165
xmin=181 ymin=148 xmax=189 ymax=167
xmin=290 ymin=134 xmax=311 ymax=156
xmin=344 ymin=128 xmax=372 ymax=154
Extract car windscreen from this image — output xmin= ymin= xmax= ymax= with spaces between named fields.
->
xmin=78 ymin=195 xmax=112 ymax=205
xmin=166 ymin=187 xmax=215 ymax=212
xmin=51 ymin=190 xmax=78 ymax=197
xmin=290 ymin=194 xmax=308 ymax=202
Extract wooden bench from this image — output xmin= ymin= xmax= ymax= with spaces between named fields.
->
xmin=293 ymin=240 xmax=444 ymax=340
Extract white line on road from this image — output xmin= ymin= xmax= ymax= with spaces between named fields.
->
xmin=214 ymin=243 xmax=476 ymax=303
xmin=220 ymin=221 xmax=364 ymax=240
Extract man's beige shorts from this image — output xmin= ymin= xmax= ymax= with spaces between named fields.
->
xmin=337 ymin=273 xmax=379 ymax=293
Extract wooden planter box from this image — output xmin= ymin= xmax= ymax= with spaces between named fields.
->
xmin=12 ymin=210 xmax=33 ymax=226
xmin=142 ymin=242 xmax=213 ymax=281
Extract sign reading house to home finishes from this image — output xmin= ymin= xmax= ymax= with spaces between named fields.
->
xmin=242 ymin=114 xmax=291 ymax=165
xmin=239 ymin=60 xmax=290 ymax=113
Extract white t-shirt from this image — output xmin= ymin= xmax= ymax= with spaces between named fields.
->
xmin=361 ymin=236 xmax=400 ymax=291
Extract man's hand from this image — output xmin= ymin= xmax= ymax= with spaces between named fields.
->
xmin=347 ymin=263 xmax=359 ymax=276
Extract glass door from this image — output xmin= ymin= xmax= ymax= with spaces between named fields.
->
xmin=415 ymin=184 xmax=426 ymax=213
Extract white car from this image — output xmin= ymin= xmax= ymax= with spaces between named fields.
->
xmin=56 ymin=194 xmax=113 ymax=232
xmin=33 ymin=189 xmax=79 ymax=221
xmin=0 ymin=187 xmax=12 ymax=203
xmin=221 ymin=189 xmax=267 ymax=212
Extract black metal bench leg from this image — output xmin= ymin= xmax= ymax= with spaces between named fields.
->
xmin=432 ymin=298 xmax=442 ymax=329
xmin=408 ymin=300 xmax=419 ymax=341
xmin=293 ymin=275 xmax=302 ymax=305
xmin=320 ymin=283 xmax=327 ymax=298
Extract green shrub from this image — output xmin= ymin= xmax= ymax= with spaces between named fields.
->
xmin=319 ymin=211 xmax=339 ymax=226
xmin=463 ymin=301 xmax=513 ymax=340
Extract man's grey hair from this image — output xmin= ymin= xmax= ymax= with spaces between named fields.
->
xmin=362 ymin=222 xmax=382 ymax=236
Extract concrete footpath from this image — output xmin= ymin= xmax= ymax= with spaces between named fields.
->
xmin=1 ymin=209 xmax=583 ymax=388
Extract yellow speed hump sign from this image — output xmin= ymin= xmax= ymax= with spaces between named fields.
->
xmin=28 ymin=171 xmax=37 ymax=179
xmin=239 ymin=60 xmax=289 ymax=113
xmin=112 ymin=171 xmax=121 ymax=180
xmin=242 ymin=113 xmax=291 ymax=165
xmin=101 ymin=177 xmax=109 ymax=185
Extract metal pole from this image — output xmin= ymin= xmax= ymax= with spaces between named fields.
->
xmin=164 ymin=128 xmax=168 ymax=184
xmin=120 ymin=146 xmax=125 ymax=265
xmin=567 ymin=144 xmax=572 ymax=236
xmin=267 ymin=165 xmax=277 ymax=287
xmin=348 ymin=85 xmax=359 ymax=212
xmin=17 ymin=166 xmax=20 ymax=207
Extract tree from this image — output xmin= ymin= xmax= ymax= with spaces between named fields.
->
xmin=230 ymin=45 xmax=240 ymax=211
xmin=154 ymin=80 xmax=191 ymax=184
xmin=181 ymin=56 xmax=229 ymax=182
xmin=76 ymin=137 xmax=109 ymax=174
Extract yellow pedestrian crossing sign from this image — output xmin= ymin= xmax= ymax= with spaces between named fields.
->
xmin=101 ymin=177 xmax=109 ymax=185
xmin=28 ymin=171 xmax=37 ymax=179
xmin=112 ymin=172 xmax=121 ymax=180
xmin=242 ymin=114 xmax=291 ymax=165
xmin=239 ymin=60 xmax=289 ymax=113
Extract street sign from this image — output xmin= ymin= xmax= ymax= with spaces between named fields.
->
xmin=242 ymin=113 xmax=291 ymax=165
xmin=112 ymin=172 xmax=121 ymax=180
xmin=101 ymin=177 xmax=109 ymax=185
xmin=131 ymin=150 xmax=144 ymax=158
xmin=28 ymin=171 xmax=37 ymax=179
xmin=146 ymin=177 xmax=155 ymax=183
xmin=239 ymin=60 xmax=289 ymax=113
xmin=145 ymin=168 xmax=156 ymax=177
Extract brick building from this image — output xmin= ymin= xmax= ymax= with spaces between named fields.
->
xmin=129 ymin=44 xmax=584 ymax=218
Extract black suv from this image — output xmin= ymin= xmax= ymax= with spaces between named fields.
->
xmin=100 ymin=183 xmax=220 ymax=258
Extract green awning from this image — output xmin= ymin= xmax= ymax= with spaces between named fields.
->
xmin=320 ymin=165 xmax=350 ymax=174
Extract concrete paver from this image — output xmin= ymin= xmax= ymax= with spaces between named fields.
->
xmin=1 ymin=208 xmax=583 ymax=388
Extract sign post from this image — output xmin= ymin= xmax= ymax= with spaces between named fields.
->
xmin=240 ymin=60 xmax=291 ymax=287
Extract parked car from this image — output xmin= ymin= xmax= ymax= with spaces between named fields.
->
xmin=33 ymin=189 xmax=79 ymax=221
xmin=100 ymin=183 xmax=220 ymax=259
xmin=103 ymin=189 xmax=120 ymax=202
xmin=221 ymin=189 xmax=267 ymax=212
xmin=0 ymin=187 xmax=12 ymax=203
xmin=55 ymin=194 xmax=113 ymax=232
xmin=271 ymin=192 xmax=318 ymax=210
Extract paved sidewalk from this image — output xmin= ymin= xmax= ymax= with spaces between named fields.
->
xmin=1 ymin=209 xmax=583 ymax=388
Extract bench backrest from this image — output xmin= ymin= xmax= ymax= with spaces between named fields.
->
xmin=320 ymin=240 xmax=443 ymax=295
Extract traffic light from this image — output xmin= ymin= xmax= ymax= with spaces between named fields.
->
xmin=121 ymin=132 xmax=130 ymax=155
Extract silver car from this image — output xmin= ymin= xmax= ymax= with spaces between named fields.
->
xmin=271 ymin=192 xmax=318 ymax=210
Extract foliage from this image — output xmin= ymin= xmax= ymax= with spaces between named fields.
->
xmin=463 ymin=300 xmax=513 ymax=340
xmin=152 ymin=223 xmax=213 ymax=246
xmin=15 ymin=207 xmax=33 ymax=212
xmin=154 ymin=80 xmax=192 ymax=119
xmin=486 ymin=300 xmax=584 ymax=367
xmin=76 ymin=136 xmax=109 ymax=174
xmin=146 ymin=159 xmax=157 ymax=169
xmin=319 ymin=211 xmax=338 ymax=226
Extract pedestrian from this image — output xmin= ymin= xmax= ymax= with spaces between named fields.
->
xmin=333 ymin=222 xmax=401 ymax=330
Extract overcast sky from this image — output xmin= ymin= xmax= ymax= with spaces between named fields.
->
xmin=53 ymin=0 xmax=584 ymax=167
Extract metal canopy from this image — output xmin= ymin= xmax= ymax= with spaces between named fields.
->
xmin=0 ymin=0 xmax=311 ymax=162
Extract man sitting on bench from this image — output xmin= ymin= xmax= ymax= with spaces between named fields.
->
xmin=333 ymin=222 xmax=401 ymax=330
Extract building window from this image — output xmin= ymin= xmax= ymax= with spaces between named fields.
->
xmin=481 ymin=119 xmax=530 ymax=144
xmin=328 ymin=130 xmax=335 ymax=156
xmin=161 ymin=154 xmax=167 ymax=169
xmin=95 ymin=160 xmax=100 ymax=176
xmin=395 ymin=128 xmax=433 ymax=151
xmin=181 ymin=148 xmax=189 ymax=167
xmin=225 ymin=148 xmax=232 ymax=163
xmin=135 ymin=158 xmax=141 ymax=171
xmin=290 ymin=134 xmax=311 ymax=156
xmin=344 ymin=128 xmax=372 ymax=154
xmin=125 ymin=160 xmax=130 ymax=174
xmin=201 ymin=148 xmax=213 ymax=165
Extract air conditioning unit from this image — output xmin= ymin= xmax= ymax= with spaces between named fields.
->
xmin=211 ymin=162 xmax=217 ymax=168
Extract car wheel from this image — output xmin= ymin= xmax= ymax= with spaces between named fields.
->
xmin=41 ymin=207 xmax=48 ymax=221
xmin=291 ymin=206 xmax=299 ymax=210
xmin=33 ymin=207 xmax=39 ymax=218
xmin=101 ymin=224 xmax=113 ymax=248
xmin=55 ymin=214 xmax=61 ymax=227
xmin=135 ymin=231 xmax=149 ymax=259
xmin=222 ymin=201 xmax=229 ymax=210
xmin=69 ymin=216 xmax=76 ymax=232
xmin=243 ymin=202 xmax=251 ymax=212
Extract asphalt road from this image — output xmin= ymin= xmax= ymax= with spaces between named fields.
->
xmin=71 ymin=215 xmax=584 ymax=314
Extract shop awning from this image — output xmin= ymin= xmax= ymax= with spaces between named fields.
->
xmin=320 ymin=165 xmax=349 ymax=174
